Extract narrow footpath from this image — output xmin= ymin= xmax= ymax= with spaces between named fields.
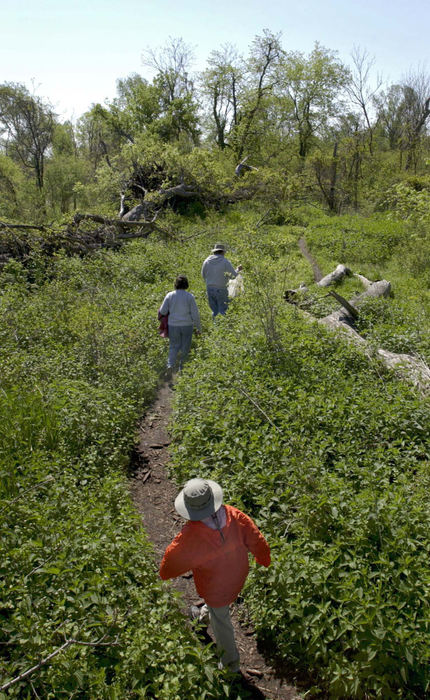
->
xmin=129 ymin=380 xmax=303 ymax=700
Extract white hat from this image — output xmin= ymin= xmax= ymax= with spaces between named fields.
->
xmin=175 ymin=478 xmax=224 ymax=520
xmin=212 ymin=242 xmax=226 ymax=253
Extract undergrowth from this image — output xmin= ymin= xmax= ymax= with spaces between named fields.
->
xmin=2 ymin=205 xmax=429 ymax=698
xmin=169 ymin=209 xmax=430 ymax=698
xmin=0 ymin=239 xmax=230 ymax=699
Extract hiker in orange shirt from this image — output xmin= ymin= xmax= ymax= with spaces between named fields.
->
xmin=159 ymin=478 xmax=271 ymax=672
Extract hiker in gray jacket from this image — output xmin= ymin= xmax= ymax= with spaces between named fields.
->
xmin=201 ymin=243 xmax=242 ymax=318
xmin=159 ymin=275 xmax=201 ymax=379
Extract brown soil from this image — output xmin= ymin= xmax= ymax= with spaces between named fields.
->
xmin=129 ymin=379 xmax=305 ymax=700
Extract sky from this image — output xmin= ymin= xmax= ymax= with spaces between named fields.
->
xmin=1 ymin=0 xmax=429 ymax=122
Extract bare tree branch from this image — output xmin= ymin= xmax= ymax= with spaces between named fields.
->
xmin=0 ymin=632 xmax=120 ymax=693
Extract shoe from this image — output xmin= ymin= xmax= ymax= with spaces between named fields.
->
xmin=189 ymin=605 xmax=200 ymax=621
xmin=165 ymin=367 xmax=173 ymax=382
xmin=198 ymin=604 xmax=210 ymax=626
xmin=189 ymin=604 xmax=209 ymax=626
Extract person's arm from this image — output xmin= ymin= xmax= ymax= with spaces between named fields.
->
xmin=159 ymin=529 xmax=196 ymax=580
xmin=159 ymin=293 xmax=170 ymax=316
xmin=224 ymin=258 xmax=241 ymax=280
xmin=201 ymin=260 xmax=207 ymax=282
xmin=240 ymin=511 xmax=271 ymax=567
xmin=189 ymin=294 xmax=201 ymax=332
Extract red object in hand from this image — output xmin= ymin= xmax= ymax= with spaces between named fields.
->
xmin=158 ymin=309 xmax=169 ymax=338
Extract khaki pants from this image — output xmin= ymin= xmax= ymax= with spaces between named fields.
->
xmin=203 ymin=604 xmax=240 ymax=672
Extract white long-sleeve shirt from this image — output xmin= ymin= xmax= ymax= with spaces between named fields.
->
xmin=201 ymin=254 xmax=238 ymax=289
xmin=159 ymin=289 xmax=201 ymax=330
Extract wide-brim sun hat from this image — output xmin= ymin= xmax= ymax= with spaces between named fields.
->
xmin=212 ymin=242 xmax=226 ymax=253
xmin=175 ymin=478 xmax=224 ymax=520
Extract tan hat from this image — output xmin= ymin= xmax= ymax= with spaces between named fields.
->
xmin=175 ymin=478 xmax=224 ymax=520
xmin=212 ymin=242 xmax=226 ymax=253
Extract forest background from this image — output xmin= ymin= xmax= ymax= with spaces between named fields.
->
xmin=1 ymin=25 xmax=430 ymax=700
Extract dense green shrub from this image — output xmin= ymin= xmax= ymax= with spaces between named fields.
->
xmin=169 ymin=267 xmax=430 ymax=697
xmin=2 ymin=206 xmax=430 ymax=698
xmin=0 ymin=242 xmax=229 ymax=698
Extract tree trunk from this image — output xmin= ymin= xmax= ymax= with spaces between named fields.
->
xmin=292 ymin=246 xmax=430 ymax=393
xmin=327 ymin=141 xmax=338 ymax=211
xmin=317 ymin=264 xmax=351 ymax=287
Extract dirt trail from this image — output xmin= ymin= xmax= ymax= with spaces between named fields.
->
xmin=129 ymin=380 xmax=303 ymax=700
xmin=298 ymin=237 xmax=323 ymax=283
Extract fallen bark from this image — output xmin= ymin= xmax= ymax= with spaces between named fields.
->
xmin=327 ymin=290 xmax=359 ymax=320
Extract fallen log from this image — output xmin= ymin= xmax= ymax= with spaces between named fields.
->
xmin=322 ymin=280 xmax=391 ymax=326
xmin=317 ymin=313 xmax=430 ymax=393
xmin=0 ymin=211 xmax=167 ymax=269
xmin=72 ymin=212 xmax=159 ymax=230
xmin=157 ymin=183 xmax=200 ymax=201
xmin=317 ymin=264 xmax=351 ymax=287
xmin=293 ymin=247 xmax=430 ymax=393
xmin=0 ymin=221 xmax=45 ymax=231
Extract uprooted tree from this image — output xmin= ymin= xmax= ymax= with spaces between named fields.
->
xmin=0 ymin=212 xmax=166 ymax=269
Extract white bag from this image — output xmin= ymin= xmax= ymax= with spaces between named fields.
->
xmin=228 ymin=273 xmax=244 ymax=298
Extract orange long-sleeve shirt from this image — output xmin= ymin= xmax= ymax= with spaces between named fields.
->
xmin=159 ymin=505 xmax=270 ymax=607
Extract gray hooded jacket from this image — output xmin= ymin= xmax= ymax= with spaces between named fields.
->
xmin=201 ymin=255 xmax=238 ymax=289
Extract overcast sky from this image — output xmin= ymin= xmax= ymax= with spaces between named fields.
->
xmin=1 ymin=0 xmax=429 ymax=122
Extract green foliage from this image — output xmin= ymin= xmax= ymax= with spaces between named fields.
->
xmin=381 ymin=179 xmax=430 ymax=225
xmin=166 ymin=211 xmax=430 ymax=697
xmin=0 ymin=241 xmax=229 ymax=698
xmin=2 ymin=158 xmax=430 ymax=697
xmin=0 ymin=155 xmax=23 ymax=218
xmin=276 ymin=42 xmax=350 ymax=160
xmin=170 ymin=307 xmax=430 ymax=696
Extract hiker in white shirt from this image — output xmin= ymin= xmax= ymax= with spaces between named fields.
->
xmin=201 ymin=243 xmax=242 ymax=318
xmin=159 ymin=275 xmax=201 ymax=379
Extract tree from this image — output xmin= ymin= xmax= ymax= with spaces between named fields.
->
xmin=0 ymin=83 xmax=55 ymax=190
xmin=115 ymin=74 xmax=161 ymax=137
xmin=345 ymin=46 xmax=382 ymax=155
xmin=142 ymin=37 xmax=196 ymax=103
xmin=0 ymin=154 xmax=23 ymax=217
xmin=44 ymin=123 xmax=90 ymax=214
xmin=375 ymin=70 xmax=430 ymax=170
xmin=400 ymin=70 xmax=430 ymax=170
xmin=374 ymin=84 xmax=405 ymax=150
xmin=276 ymin=43 xmax=348 ymax=159
xmin=200 ymin=44 xmax=243 ymax=149
xmin=232 ymin=30 xmax=283 ymax=159
xmin=311 ymin=113 xmax=369 ymax=213
xmin=140 ymin=39 xmax=200 ymax=144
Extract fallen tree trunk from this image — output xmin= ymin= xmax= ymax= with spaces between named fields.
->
xmin=72 ymin=212 xmax=159 ymax=232
xmin=292 ymin=248 xmax=430 ymax=393
xmin=0 ymin=212 xmax=168 ymax=268
xmin=317 ymin=312 xmax=430 ymax=393
xmin=317 ymin=264 xmax=351 ymax=287
xmin=322 ymin=279 xmax=391 ymax=327
xmin=157 ymin=183 xmax=200 ymax=201
xmin=0 ymin=220 xmax=45 ymax=231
